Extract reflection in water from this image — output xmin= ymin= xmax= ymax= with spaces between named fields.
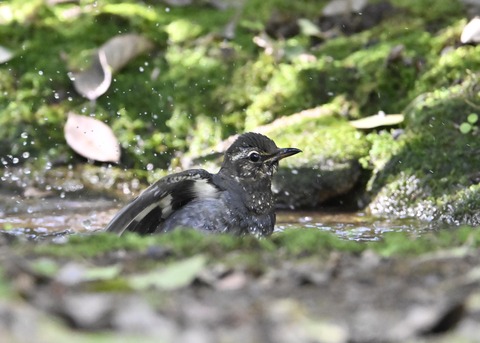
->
xmin=275 ymin=211 xmax=431 ymax=241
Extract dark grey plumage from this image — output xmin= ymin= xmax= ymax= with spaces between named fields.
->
xmin=104 ymin=132 xmax=301 ymax=236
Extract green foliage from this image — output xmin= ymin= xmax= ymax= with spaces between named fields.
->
xmin=414 ymin=45 xmax=480 ymax=97
xmin=129 ymin=255 xmax=206 ymax=290
xmin=390 ymin=0 xmax=464 ymax=24
xmin=459 ymin=113 xmax=479 ymax=135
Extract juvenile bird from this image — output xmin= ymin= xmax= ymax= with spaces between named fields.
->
xmin=105 ymin=132 xmax=301 ymax=236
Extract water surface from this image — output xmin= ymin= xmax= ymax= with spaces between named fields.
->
xmin=0 ymin=194 xmax=433 ymax=241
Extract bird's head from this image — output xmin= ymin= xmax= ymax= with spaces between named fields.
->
xmin=220 ymin=132 xmax=301 ymax=182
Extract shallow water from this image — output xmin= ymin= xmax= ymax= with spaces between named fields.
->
xmin=0 ymin=193 xmax=434 ymax=241
xmin=276 ymin=211 xmax=429 ymax=241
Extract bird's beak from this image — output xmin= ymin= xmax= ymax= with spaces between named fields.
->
xmin=266 ymin=147 xmax=302 ymax=164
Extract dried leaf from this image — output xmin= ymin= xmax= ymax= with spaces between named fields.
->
xmin=72 ymin=50 xmax=111 ymax=101
xmin=100 ymin=33 xmax=154 ymax=72
xmin=55 ymin=262 xmax=121 ymax=286
xmin=129 ymin=255 xmax=207 ymax=290
xmin=461 ymin=17 xmax=480 ymax=44
xmin=72 ymin=34 xmax=153 ymax=100
xmin=64 ymin=112 xmax=121 ymax=163
xmin=350 ymin=112 xmax=404 ymax=129
xmin=0 ymin=45 xmax=14 ymax=64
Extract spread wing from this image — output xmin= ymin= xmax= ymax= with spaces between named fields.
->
xmin=104 ymin=169 xmax=220 ymax=236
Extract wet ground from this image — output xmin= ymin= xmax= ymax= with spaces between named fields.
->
xmin=1 ymin=193 xmax=480 ymax=343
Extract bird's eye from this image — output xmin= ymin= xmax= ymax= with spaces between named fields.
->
xmin=248 ymin=151 xmax=261 ymax=162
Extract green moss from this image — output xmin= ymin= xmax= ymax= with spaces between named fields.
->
xmin=361 ymin=130 xmax=404 ymax=171
xmin=25 ymin=226 xmax=480 ymax=264
xmin=242 ymin=0 xmax=324 ymax=25
xmin=388 ymin=80 xmax=479 ymax=194
xmin=373 ymin=226 xmax=480 ymax=256
xmin=368 ymin=75 xmax=480 ymax=223
xmin=271 ymin=229 xmax=364 ymax=255
xmin=0 ymin=0 xmax=449 ymax=164
xmin=261 ymin=106 xmax=370 ymax=165
xmin=165 ymin=19 xmax=203 ymax=43
xmin=32 ymin=230 xmax=271 ymax=259
xmin=414 ymin=45 xmax=480 ymax=97
xmin=390 ymin=0 xmax=464 ymax=24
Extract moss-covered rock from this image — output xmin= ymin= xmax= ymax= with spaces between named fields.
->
xmin=368 ymin=76 xmax=480 ymax=225
xmin=259 ymin=105 xmax=368 ymax=208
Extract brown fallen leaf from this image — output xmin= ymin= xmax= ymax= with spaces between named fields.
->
xmin=100 ymin=33 xmax=154 ymax=73
xmin=64 ymin=112 xmax=121 ymax=163
xmin=72 ymin=50 xmax=111 ymax=101
xmin=72 ymin=34 xmax=154 ymax=100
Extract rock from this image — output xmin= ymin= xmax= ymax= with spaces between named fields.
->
xmin=273 ymin=159 xmax=361 ymax=209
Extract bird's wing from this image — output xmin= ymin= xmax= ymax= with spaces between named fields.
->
xmin=104 ymin=169 xmax=221 ymax=235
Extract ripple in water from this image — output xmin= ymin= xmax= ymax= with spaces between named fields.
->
xmin=275 ymin=211 xmax=432 ymax=241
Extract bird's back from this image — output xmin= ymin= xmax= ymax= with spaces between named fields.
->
xmin=104 ymin=169 xmax=221 ymax=235
xmin=105 ymin=168 xmax=276 ymax=236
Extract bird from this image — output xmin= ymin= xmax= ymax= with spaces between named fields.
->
xmin=104 ymin=132 xmax=301 ymax=236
